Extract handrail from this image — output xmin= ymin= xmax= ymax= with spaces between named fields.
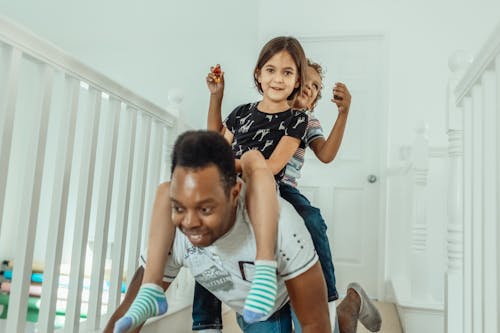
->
xmin=455 ymin=20 xmax=500 ymax=104
xmin=0 ymin=14 xmax=177 ymax=126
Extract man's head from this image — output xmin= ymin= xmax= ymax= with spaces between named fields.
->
xmin=293 ymin=59 xmax=324 ymax=110
xmin=170 ymin=130 xmax=241 ymax=246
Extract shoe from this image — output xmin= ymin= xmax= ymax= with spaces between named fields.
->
xmin=347 ymin=282 xmax=382 ymax=332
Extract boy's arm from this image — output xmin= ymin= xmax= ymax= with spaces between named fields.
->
xmin=285 ymin=261 xmax=331 ymax=333
xmin=310 ymin=82 xmax=351 ymax=163
xmin=103 ymin=267 xmax=171 ymax=333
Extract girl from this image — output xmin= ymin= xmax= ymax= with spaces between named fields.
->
xmin=196 ymin=59 xmax=353 ymax=333
xmin=113 ymin=36 xmax=308 ymax=333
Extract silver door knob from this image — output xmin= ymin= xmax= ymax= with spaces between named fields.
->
xmin=367 ymin=174 xmax=377 ymax=183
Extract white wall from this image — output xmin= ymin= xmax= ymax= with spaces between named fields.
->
xmin=0 ymin=0 xmax=260 ymax=128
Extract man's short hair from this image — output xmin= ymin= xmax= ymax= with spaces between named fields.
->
xmin=171 ymin=130 xmax=237 ymax=195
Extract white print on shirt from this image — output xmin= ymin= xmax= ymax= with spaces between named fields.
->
xmin=292 ymin=117 xmax=306 ymax=129
xmin=194 ymin=265 xmax=234 ymax=292
xmin=261 ymin=140 xmax=273 ymax=152
xmin=239 ymin=112 xmax=253 ymax=125
xmin=266 ymin=115 xmax=274 ymax=122
xmin=239 ymin=120 xmax=255 ymax=134
xmin=252 ymin=128 xmax=270 ymax=141
xmin=278 ymin=121 xmax=286 ymax=131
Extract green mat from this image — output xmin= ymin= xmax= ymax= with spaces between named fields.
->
xmin=0 ymin=293 xmax=86 ymax=327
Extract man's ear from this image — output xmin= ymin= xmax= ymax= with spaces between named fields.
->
xmin=230 ymin=181 xmax=242 ymax=206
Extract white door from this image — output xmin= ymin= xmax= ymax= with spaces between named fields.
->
xmin=298 ymin=36 xmax=386 ymax=298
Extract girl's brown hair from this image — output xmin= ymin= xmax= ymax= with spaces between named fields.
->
xmin=253 ymin=36 xmax=307 ymax=101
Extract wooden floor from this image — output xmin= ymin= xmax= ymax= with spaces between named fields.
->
xmin=222 ymin=301 xmax=403 ymax=333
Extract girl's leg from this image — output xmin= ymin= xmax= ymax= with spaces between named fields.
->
xmin=114 ymin=182 xmax=174 ymax=332
xmin=240 ymin=150 xmax=279 ymax=323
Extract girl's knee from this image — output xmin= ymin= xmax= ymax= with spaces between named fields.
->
xmin=240 ymin=150 xmax=267 ymax=173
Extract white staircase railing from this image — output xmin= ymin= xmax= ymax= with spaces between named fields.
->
xmin=446 ymin=21 xmax=500 ymax=333
xmin=0 ymin=15 xmax=181 ymax=332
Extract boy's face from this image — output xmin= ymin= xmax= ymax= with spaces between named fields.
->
xmin=293 ymin=66 xmax=322 ymax=110
xmin=170 ymin=165 xmax=240 ymax=247
xmin=255 ymin=50 xmax=300 ymax=103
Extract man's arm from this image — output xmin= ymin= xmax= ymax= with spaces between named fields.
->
xmin=285 ymin=261 xmax=331 ymax=333
xmin=103 ymin=267 xmax=170 ymax=333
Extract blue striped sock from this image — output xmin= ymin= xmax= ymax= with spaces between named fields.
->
xmin=243 ymin=260 xmax=278 ymax=323
xmin=114 ymin=283 xmax=168 ymax=333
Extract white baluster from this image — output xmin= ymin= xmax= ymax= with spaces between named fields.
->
xmin=0 ymin=47 xmax=21 ymax=236
xmin=471 ymin=84 xmax=483 ymax=333
xmin=461 ymin=96 xmax=473 ymax=333
xmin=445 ymin=50 xmax=470 ymax=333
xmin=38 ymin=75 xmax=80 ymax=333
xmin=410 ymin=124 xmax=429 ymax=300
xmin=125 ymin=112 xmax=152 ymax=285
xmin=481 ymin=69 xmax=498 ymax=333
xmin=6 ymin=64 xmax=54 ymax=333
xmin=87 ymin=94 xmax=121 ymax=329
xmin=65 ymin=87 xmax=101 ymax=333
xmin=496 ymin=53 xmax=500 ymax=333
xmin=107 ymin=104 xmax=137 ymax=309
xmin=141 ymin=120 xmax=164 ymax=249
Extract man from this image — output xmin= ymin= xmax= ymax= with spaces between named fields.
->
xmin=107 ymin=130 xmax=331 ymax=332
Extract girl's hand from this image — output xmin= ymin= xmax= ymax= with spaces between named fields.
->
xmin=331 ymin=82 xmax=351 ymax=115
xmin=206 ymin=64 xmax=225 ymax=96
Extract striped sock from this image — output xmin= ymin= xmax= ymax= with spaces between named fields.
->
xmin=242 ymin=260 xmax=278 ymax=323
xmin=114 ymin=283 xmax=168 ymax=333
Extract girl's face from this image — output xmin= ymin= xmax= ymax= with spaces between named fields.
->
xmin=294 ymin=65 xmax=322 ymax=110
xmin=255 ymin=50 xmax=300 ymax=104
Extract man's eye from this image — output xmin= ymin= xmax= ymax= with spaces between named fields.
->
xmin=200 ymin=207 xmax=213 ymax=214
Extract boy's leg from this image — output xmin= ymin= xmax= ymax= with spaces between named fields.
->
xmin=192 ymin=282 xmax=223 ymax=332
xmin=279 ymin=184 xmax=339 ymax=301
xmin=240 ymin=151 xmax=279 ymax=323
xmin=114 ymin=183 xmax=174 ymax=332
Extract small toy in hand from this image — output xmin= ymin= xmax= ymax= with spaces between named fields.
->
xmin=213 ymin=64 xmax=222 ymax=83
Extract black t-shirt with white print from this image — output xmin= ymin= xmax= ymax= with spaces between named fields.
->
xmin=224 ymin=102 xmax=308 ymax=181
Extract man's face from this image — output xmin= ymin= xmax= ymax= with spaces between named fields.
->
xmin=170 ymin=165 xmax=240 ymax=247
xmin=293 ymin=65 xmax=322 ymax=110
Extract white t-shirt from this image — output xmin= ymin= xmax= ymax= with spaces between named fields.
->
xmin=141 ymin=185 xmax=318 ymax=320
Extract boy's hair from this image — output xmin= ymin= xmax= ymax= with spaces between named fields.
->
xmin=307 ymin=58 xmax=324 ymax=110
xmin=253 ymin=36 xmax=307 ymax=101
xmin=171 ymin=130 xmax=237 ymax=195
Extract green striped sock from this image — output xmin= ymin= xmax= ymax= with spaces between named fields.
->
xmin=242 ymin=260 xmax=278 ymax=323
xmin=114 ymin=283 xmax=168 ymax=332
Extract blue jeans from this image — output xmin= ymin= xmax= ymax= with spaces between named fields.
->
xmin=278 ymin=183 xmax=338 ymax=301
xmin=192 ymin=282 xmax=223 ymax=331
xmin=236 ymin=302 xmax=293 ymax=333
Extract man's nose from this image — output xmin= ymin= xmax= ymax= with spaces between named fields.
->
xmin=183 ymin=210 xmax=201 ymax=228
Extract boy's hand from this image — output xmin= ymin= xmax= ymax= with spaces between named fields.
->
xmin=331 ymin=82 xmax=351 ymax=115
xmin=206 ymin=64 xmax=224 ymax=96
